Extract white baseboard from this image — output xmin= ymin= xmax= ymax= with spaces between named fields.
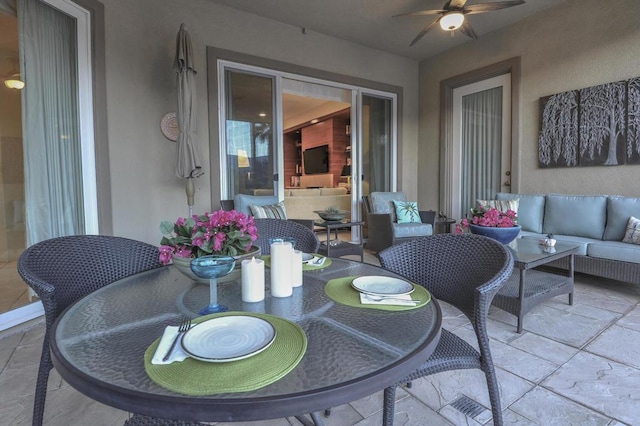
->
xmin=0 ymin=302 xmax=44 ymax=332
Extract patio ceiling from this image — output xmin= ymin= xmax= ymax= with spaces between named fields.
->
xmin=206 ymin=0 xmax=569 ymax=61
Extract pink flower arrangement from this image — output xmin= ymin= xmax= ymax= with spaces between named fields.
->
xmin=158 ymin=210 xmax=258 ymax=265
xmin=455 ymin=205 xmax=518 ymax=234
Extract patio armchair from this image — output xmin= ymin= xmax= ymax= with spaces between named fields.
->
xmin=17 ymin=235 xmax=164 ymax=426
xmin=378 ymin=234 xmax=514 ymax=426
xmin=220 ymin=194 xmax=315 ymax=230
xmin=362 ymin=192 xmax=436 ymax=253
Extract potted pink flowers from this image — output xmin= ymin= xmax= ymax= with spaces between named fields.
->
xmin=159 ymin=210 xmax=259 ymax=280
xmin=456 ymin=205 xmax=520 ymax=244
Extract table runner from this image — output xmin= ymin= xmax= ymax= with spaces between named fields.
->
xmin=324 ymin=276 xmax=431 ymax=311
xmin=260 ymin=254 xmax=332 ymax=271
xmin=144 ymin=312 xmax=307 ymax=395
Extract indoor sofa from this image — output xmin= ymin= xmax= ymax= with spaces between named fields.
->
xmin=496 ymin=192 xmax=640 ymax=285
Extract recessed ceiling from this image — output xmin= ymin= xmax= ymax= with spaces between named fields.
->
xmin=206 ymin=0 xmax=569 ymax=61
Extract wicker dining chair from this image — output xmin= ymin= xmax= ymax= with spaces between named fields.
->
xmin=378 ymin=234 xmax=514 ymax=426
xmin=254 ymin=218 xmax=320 ymax=255
xmin=17 ymin=235 xmax=164 ymax=426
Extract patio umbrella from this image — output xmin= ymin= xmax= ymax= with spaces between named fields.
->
xmin=174 ymin=23 xmax=203 ymax=216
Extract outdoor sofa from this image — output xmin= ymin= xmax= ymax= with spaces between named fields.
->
xmin=496 ymin=192 xmax=640 ymax=285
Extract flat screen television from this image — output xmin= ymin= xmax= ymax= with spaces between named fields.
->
xmin=303 ymin=145 xmax=329 ymax=174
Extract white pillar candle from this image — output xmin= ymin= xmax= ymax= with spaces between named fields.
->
xmin=241 ymin=256 xmax=265 ymax=302
xmin=291 ymin=249 xmax=303 ymax=287
xmin=270 ymin=241 xmax=293 ymax=298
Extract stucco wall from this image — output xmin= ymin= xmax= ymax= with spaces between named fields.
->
xmin=100 ymin=0 xmax=419 ymax=245
xmin=418 ymin=0 xmax=640 ymax=212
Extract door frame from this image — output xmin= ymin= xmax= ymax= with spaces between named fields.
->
xmin=439 ymin=57 xmax=521 ymax=217
xmin=208 ymin=47 xmax=401 ymax=226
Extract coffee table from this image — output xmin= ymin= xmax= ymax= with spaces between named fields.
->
xmin=492 ymin=238 xmax=579 ymax=333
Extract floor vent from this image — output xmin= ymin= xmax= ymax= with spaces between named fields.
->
xmin=450 ymin=395 xmax=485 ymax=418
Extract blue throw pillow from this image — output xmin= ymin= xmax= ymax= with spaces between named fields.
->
xmin=393 ymin=200 xmax=422 ymax=224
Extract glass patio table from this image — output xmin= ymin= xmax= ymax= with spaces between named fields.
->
xmin=50 ymin=258 xmax=441 ymax=424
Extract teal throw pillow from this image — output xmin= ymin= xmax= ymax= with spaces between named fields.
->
xmin=393 ymin=200 xmax=422 ymax=224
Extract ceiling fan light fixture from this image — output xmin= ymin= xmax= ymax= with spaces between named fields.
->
xmin=440 ymin=12 xmax=464 ymax=31
xmin=4 ymin=78 xmax=25 ymax=90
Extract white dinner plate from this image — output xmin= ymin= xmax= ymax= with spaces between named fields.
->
xmin=351 ymin=276 xmax=414 ymax=297
xmin=301 ymin=253 xmax=314 ymax=263
xmin=181 ymin=316 xmax=276 ymax=363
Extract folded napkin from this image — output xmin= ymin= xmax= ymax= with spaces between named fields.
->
xmin=151 ymin=326 xmax=189 ymax=365
xmin=359 ymin=293 xmax=417 ymax=306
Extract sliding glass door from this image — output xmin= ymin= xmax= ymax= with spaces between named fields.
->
xmin=221 ymin=69 xmax=276 ymax=198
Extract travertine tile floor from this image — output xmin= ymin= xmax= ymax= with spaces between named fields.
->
xmin=2 ymin=249 xmax=640 ymax=425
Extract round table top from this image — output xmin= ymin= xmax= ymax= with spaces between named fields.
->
xmin=51 ymin=258 xmax=441 ymax=423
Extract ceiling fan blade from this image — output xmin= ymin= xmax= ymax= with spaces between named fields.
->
xmin=464 ymin=0 xmax=526 ymax=15
xmin=446 ymin=0 xmax=468 ymax=10
xmin=459 ymin=20 xmax=478 ymax=40
xmin=409 ymin=18 xmax=442 ymax=46
xmin=393 ymin=9 xmax=445 ymax=18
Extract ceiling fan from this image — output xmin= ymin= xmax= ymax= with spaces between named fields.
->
xmin=395 ymin=0 xmax=525 ymax=46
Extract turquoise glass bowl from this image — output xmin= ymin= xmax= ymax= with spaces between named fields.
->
xmin=190 ymin=255 xmax=235 ymax=279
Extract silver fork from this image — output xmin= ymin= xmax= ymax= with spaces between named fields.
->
xmin=162 ymin=316 xmax=192 ymax=361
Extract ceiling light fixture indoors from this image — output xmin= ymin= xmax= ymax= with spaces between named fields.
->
xmin=3 ymin=69 xmax=24 ymax=90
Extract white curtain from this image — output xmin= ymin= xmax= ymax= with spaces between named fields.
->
xmin=460 ymin=86 xmax=503 ymax=217
xmin=18 ymin=0 xmax=84 ymax=244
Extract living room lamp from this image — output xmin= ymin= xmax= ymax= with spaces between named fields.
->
xmin=440 ymin=12 xmax=464 ymax=31
xmin=4 ymin=74 xmax=24 ymax=90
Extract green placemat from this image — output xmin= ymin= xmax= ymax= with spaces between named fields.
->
xmin=144 ymin=312 xmax=307 ymax=395
xmin=325 ymin=276 xmax=431 ymax=311
xmin=261 ymin=254 xmax=332 ymax=271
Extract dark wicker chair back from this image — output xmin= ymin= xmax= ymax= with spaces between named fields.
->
xmin=254 ymin=218 xmax=320 ymax=255
xmin=378 ymin=233 xmax=513 ymax=426
xmin=18 ymin=235 xmax=163 ymax=426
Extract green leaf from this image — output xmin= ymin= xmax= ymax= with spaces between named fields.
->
xmin=160 ymin=221 xmax=174 ymax=235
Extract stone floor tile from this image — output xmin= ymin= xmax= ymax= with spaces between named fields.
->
xmin=0 ymin=363 xmax=38 ymax=404
xmin=509 ymin=386 xmax=611 ymax=425
xmin=354 ymin=395 xmax=453 ymax=426
xmin=43 ymin=385 xmax=129 ymax=426
xmin=585 ymin=325 xmax=640 ymax=369
xmin=507 ymin=305 xmax=614 ymax=348
xmin=0 ymin=346 xmax=14 ymax=372
xmin=487 ymin=408 xmax=539 ymax=425
xmin=348 ymin=387 xmax=408 ymax=418
xmin=439 ymin=302 xmax=471 ymax=330
xmin=7 ymin=341 xmax=43 ymax=369
xmin=616 ymin=305 xmax=640 ymax=332
xmin=313 ymin=403 xmax=364 ymax=426
xmin=404 ymin=367 xmax=534 ymax=415
xmin=509 ymin=332 xmax=579 ymax=366
xmin=19 ymin=323 xmax=46 ymax=347
xmin=489 ymin=339 xmax=558 ymax=383
xmin=542 ymin=352 xmax=640 ymax=425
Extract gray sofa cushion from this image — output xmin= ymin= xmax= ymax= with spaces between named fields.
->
xmin=603 ymin=196 xmax=640 ymax=241
xmin=587 ymin=240 xmax=640 ymax=264
xmin=393 ymin=223 xmax=433 ymax=238
xmin=370 ymin=192 xmax=407 ymax=223
xmin=234 ymin=194 xmax=279 ymax=216
xmin=542 ymin=194 xmax=607 ymax=240
xmin=497 ymin=192 xmax=545 ymax=233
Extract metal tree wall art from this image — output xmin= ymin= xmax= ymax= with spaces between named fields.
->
xmin=579 ymin=81 xmax=626 ymax=166
xmin=538 ymin=76 xmax=640 ymax=168
xmin=628 ymin=78 xmax=640 ymax=164
xmin=538 ymin=91 xmax=579 ymax=167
